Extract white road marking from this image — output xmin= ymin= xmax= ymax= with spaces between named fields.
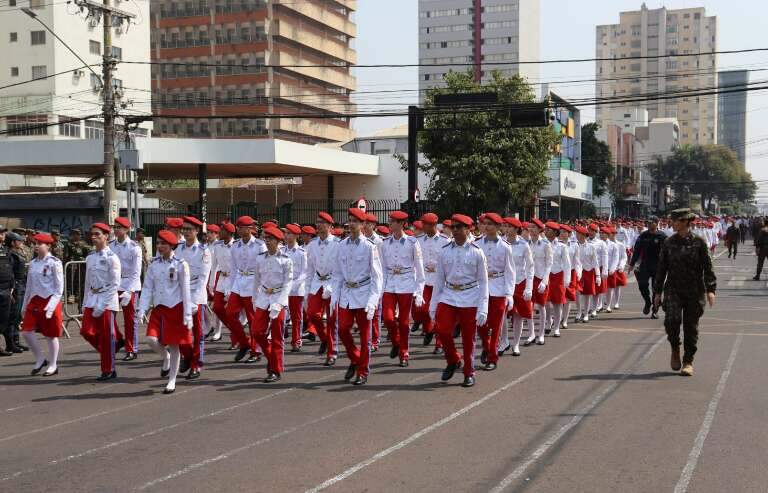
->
xmin=303 ymin=331 xmax=603 ymax=493
xmin=136 ymin=374 xmax=432 ymax=491
xmin=673 ymin=334 xmax=743 ymax=493
xmin=487 ymin=335 xmax=665 ymax=493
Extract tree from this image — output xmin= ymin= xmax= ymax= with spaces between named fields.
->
xmin=415 ymin=71 xmax=560 ymax=216
xmin=580 ymin=122 xmax=614 ymax=198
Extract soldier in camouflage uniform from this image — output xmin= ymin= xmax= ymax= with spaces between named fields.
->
xmin=64 ymin=229 xmax=91 ymax=304
xmin=653 ymin=208 xmax=717 ymax=377
xmin=13 ymin=228 xmax=33 ymax=264
xmin=50 ymin=229 xmax=65 ymax=261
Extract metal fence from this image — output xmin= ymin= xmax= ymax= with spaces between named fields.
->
xmin=63 ymin=260 xmax=85 ymax=336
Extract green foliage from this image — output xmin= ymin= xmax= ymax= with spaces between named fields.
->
xmin=580 ymin=122 xmax=614 ymax=198
xmin=417 ymin=71 xmax=560 ymax=216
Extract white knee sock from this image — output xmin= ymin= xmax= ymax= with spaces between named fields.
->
xmin=537 ymin=304 xmax=547 ymax=338
xmin=213 ymin=320 xmax=222 ymax=339
xmin=23 ymin=332 xmax=44 ymax=367
xmin=167 ymin=345 xmax=181 ymax=391
xmin=614 ymin=287 xmax=622 ymax=307
xmin=498 ymin=315 xmax=510 ymax=351
xmin=512 ymin=316 xmax=523 ymax=348
xmin=553 ymin=306 xmax=563 ymax=335
xmin=563 ymin=302 xmax=572 ymax=325
xmin=147 ymin=336 xmax=170 ymax=371
xmin=526 ymin=317 xmax=535 ymax=341
xmin=47 ymin=337 xmax=60 ymax=371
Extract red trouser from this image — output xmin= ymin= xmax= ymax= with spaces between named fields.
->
xmin=252 ymin=307 xmax=286 ymax=375
xmin=288 ymin=296 xmax=304 ymax=348
xmin=435 ymin=303 xmax=478 ymax=378
xmin=117 ymin=291 xmax=138 ymax=353
xmin=382 ymin=292 xmax=414 ymax=359
xmin=225 ymin=293 xmax=260 ymax=354
xmin=81 ymin=308 xmax=117 ymax=374
xmin=212 ymin=291 xmax=236 ymax=343
xmin=412 ymin=285 xmax=441 ymax=348
xmin=306 ymin=288 xmax=336 ymax=357
xmin=371 ymin=306 xmax=380 ymax=348
xmin=180 ymin=304 xmax=206 ymax=370
xmin=479 ymin=296 xmax=507 ymax=364
xmin=338 ymin=307 xmax=371 ymax=377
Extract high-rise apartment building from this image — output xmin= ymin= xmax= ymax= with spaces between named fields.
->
xmin=717 ymin=70 xmax=748 ymax=166
xmin=150 ymin=0 xmax=356 ymax=144
xmin=596 ymin=4 xmax=717 ymax=146
xmin=418 ymin=0 xmax=540 ymax=96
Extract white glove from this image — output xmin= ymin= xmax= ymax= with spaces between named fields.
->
xmin=224 ymin=291 xmax=231 ymax=302
xmin=476 ymin=312 xmax=487 ymax=327
xmin=413 ymin=294 xmax=424 ymax=308
xmin=596 ymin=277 xmax=602 ymax=287
xmin=302 ymin=296 xmax=309 ymax=311
xmin=537 ymin=282 xmax=547 ymax=294
xmin=119 ymin=291 xmax=132 ymax=307
xmin=184 ymin=316 xmax=194 ymax=330
xmin=321 ymin=287 xmax=332 ymax=300
xmin=45 ymin=308 xmax=54 ymax=319
xmin=523 ymin=289 xmax=533 ymax=301
xmin=137 ymin=310 xmax=148 ymax=324
xmin=191 ymin=304 xmax=199 ymax=314
xmin=506 ymin=295 xmax=514 ymax=310
xmin=429 ymin=308 xmax=436 ymax=320
xmin=268 ymin=303 xmax=282 ymax=320
xmin=365 ymin=304 xmax=377 ymax=321
xmin=92 ymin=307 xmax=105 ymax=318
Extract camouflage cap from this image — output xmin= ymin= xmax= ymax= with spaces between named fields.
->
xmin=669 ymin=208 xmax=697 ymax=221
xmin=6 ymin=232 xmax=23 ymax=241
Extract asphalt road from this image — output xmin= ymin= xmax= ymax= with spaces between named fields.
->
xmin=1 ymin=246 xmax=766 ymax=493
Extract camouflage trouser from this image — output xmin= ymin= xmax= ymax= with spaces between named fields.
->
xmin=662 ymin=294 xmax=705 ymax=364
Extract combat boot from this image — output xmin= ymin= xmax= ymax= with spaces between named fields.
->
xmin=670 ymin=346 xmax=682 ymax=372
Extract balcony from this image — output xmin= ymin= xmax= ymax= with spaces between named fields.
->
xmin=271 ymin=82 xmax=352 ymax=111
xmin=277 ymin=117 xmax=353 ymax=143
xmin=159 ymin=5 xmax=210 ymax=19
xmin=158 ymin=38 xmax=212 ymax=49
xmin=275 ymin=51 xmax=356 ymax=90
xmin=622 ymin=183 xmax=640 ymax=196
xmin=273 ymin=0 xmax=356 ymax=37
xmin=215 ymin=33 xmax=267 ymax=45
xmin=214 ymin=0 xmax=266 ymax=15
xmin=274 ymin=18 xmax=356 ymax=63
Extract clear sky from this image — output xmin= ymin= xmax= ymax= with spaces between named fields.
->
xmin=352 ymin=0 xmax=768 ymax=203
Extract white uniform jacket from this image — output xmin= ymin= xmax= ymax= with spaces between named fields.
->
xmin=252 ymin=250 xmax=293 ymax=310
xmin=429 ymin=240 xmax=489 ymax=315
xmin=108 ymin=238 xmax=142 ymax=293
xmin=475 ymin=236 xmax=515 ymax=297
xmin=331 ymin=236 xmax=383 ymax=310
xmin=531 ymin=237 xmax=553 ymax=285
xmin=305 ymin=234 xmax=340 ymax=296
xmin=176 ymin=240 xmax=212 ymax=307
xmin=229 ymin=236 xmax=267 ymax=298
xmin=209 ymin=238 xmax=234 ymax=294
xmin=281 ymin=244 xmax=307 ymax=297
xmin=380 ymin=234 xmax=425 ymax=297
xmin=418 ymin=233 xmax=451 ymax=287
xmin=82 ymin=248 xmax=121 ymax=313
xmin=549 ymin=239 xmax=572 ymax=286
xmin=139 ymin=254 xmax=192 ymax=321
xmin=22 ymin=254 xmax=63 ymax=314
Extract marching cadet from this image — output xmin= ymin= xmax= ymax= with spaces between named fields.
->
xmin=362 ymin=213 xmax=384 ymax=352
xmin=332 ymin=208 xmax=383 ymax=385
xmin=525 ymin=219 xmax=552 ymax=346
xmin=601 ymin=227 xmax=618 ymax=314
xmin=208 ymin=222 xmax=236 ymax=342
xmin=164 ymin=218 xmax=185 ymax=246
xmin=205 ymin=224 xmax=220 ymax=246
xmin=109 ymin=217 xmax=142 ymax=360
xmin=498 ymin=217 xmax=533 ymax=357
xmin=413 ymin=213 xmax=450 ymax=353
xmin=283 ymin=224 xmax=307 ymax=352
xmin=138 ymin=230 xmax=193 ymax=394
xmin=135 ymin=228 xmax=149 ymax=282
xmin=441 ymin=220 xmax=453 ymax=240
xmin=176 ymin=216 xmax=212 ymax=379
xmin=305 ymin=212 xmax=340 ymax=367
xmin=608 ymin=228 xmax=628 ymax=310
xmin=429 ymin=214 xmax=489 ymax=388
xmin=225 ymin=216 xmax=267 ymax=363
xmin=559 ymin=224 xmax=581 ymax=329
xmin=300 ymin=225 xmax=316 ymax=247
xmin=475 ymin=213 xmax=514 ymax=371
xmin=544 ymin=222 xmax=571 ymax=338
xmin=380 ymin=210 xmax=425 ymax=367
xmin=587 ymin=223 xmax=609 ymax=317
xmin=574 ymin=226 xmax=601 ymax=323
xmin=21 ymin=233 xmax=64 ymax=376
xmin=628 ymin=216 xmax=667 ymax=318
xmin=251 ymin=227 xmax=293 ymax=382
xmin=81 ymin=223 xmax=121 ymax=380
xmin=654 ymin=208 xmax=717 ymax=377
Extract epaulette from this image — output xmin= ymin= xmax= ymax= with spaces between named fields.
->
xmin=213 ymin=239 xmax=223 ymax=245
xmin=501 ymin=238 xmax=511 ymax=245
xmin=415 ymin=234 xmax=425 ymax=239
xmin=151 ymin=255 xmax=161 ymax=263
xmin=470 ymin=242 xmax=481 ymax=249
xmin=442 ymin=242 xmax=452 ymax=248
xmin=439 ymin=233 xmax=449 ymax=239
xmin=258 ymin=251 xmax=267 ymax=256
xmin=366 ymin=237 xmax=375 ymax=245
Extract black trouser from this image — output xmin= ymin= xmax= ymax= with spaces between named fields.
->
xmin=635 ymin=268 xmax=655 ymax=305
xmin=0 ymin=287 xmax=12 ymax=350
xmin=10 ymin=282 xmax=24 ymax=341
xmin=728 ymin=241 xmax=738 ymax=258
xmin=663 ymin=294 xmax=704 ymax=364
xmin=757 ymin=250 xmax=768 ymax=278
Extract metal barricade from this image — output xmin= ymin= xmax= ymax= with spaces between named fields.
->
xmin=63 ymin=260 xmax=86 ymax=337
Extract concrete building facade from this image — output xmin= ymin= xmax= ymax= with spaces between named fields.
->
xmin=418 ymin=0 xmax=539 ymax=97
xmin=150 ymin=0 xmax=356 ymax=144
xmin=717 ymin=70 xmax=748 ymax=166
xmin=596 ymin=3 xmax=717 ymax=146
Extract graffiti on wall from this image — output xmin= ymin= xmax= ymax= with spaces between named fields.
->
xmin=24 ymin=215 xmax=94 ymax=236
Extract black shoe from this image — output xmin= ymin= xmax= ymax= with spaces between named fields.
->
xmin=18 ymin=344 xmax=29 ymax=352
xmin=0 ymin=349 xmax=12 ymax=357
xmin=389 ymin=345 xmax=399 ymax=359
xmin=441 ymin=362 xmax=459 ymax=382
xmin=483 ymin=363 xmax=497 ymax=371
xmin=352 ymin=375 xmax=367 ymax=386
xmin=246 ymin=354 xmax=261 ymax=363
xmin=433 ymin=346 xmax=443 ymax=355
xmin=122 ymin=352 xmax=138 ymax=361
xmin=423 ymin=332 xmax=434 ymax=346
xmin=161 ymin=368 xmax=170 ymax=378
xmin=399 ymin=359 xmax=409 ymax=368
xmin=371 ymin=345 xmax=379 ymax=353
xmin=234 ymin=347 xmax=249 ymax=362
xmin=205 ymin=328 xmax=216 ymax=340
xmin=453 ymin=326 xmax=461 ymax=338
xmin=264 ymin=372 xmax=281 ymax=383
xmin=179 ymin=358 xmax=191 ymax=374
xmin=498 ymin=343 xmax=510 ymax=357
xmin=228 ymin=344 xmax=237 ymax=351
xmin=651 ymin=309 xmax=659 ymax=320
xmin=97 ymin=371 xmax=117 ymax=381
xmin=163 ymin=388 xmax=176 ymax=395
xmin=114 ymin=339 xmax=125 ymax=355
xmin=753 ymin=275 xmax=761 ymax=281
xmin=411 ymin=322 xmax=421 ymax=334
xmin=545 ymin=328 xmax=552 ymax=335
xmin=31 ymin=360 xmax=48 ymax=375
xmin=291 ymin=345 xmax=301 ymax=353
xmin=643 ymin=301 xmax=651 ymax=315
xmin=324 ymin=356 xmax=337 ymax=367
xmin=318 ymin=341 xmax=328 ymax=355
xmin=462 ymin=376 xmax=475 ymax=387
xmin=344 ymin=363 xmax=357 ymax=381
xmin=10 ymin=345 xmax=24 ymax=354
xmin=186 ymin=368 xmax=201 ymax=380
xmin=302 ymin=332 xmax=316 ymax=342
xmin=480 ymin=350 xmax=488 ymax=365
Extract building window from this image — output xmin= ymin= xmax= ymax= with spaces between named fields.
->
xmin=31 ymin=30 xmax=46 ymax=45
xmin=10 ymin=67 xmax=19 ymax=77
xmin=59 ymin=119 xmax=82 ymax=138
xmin=85 ymin=120 xmax=104 ymax=139
xmin=10 ymin=32 xmax=18 ymax=42
xmin=6 ymin=115 xmax=48 ymax=136
xmin=111 ymin=46 xmax=122 ymax=60
xmin=30 ymin=0 xmax=45 ymax=7
xmin=31 ymin=65 xmax=47 ymax=79
xmin=89 ymin=40 xmax=101 ymax=54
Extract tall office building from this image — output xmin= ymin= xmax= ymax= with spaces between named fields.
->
xmin=150 ymin=0 xmax=356 ymax=144
xmin=596 ymin=4 xmax=717 ymax=146
xmin=418 ymin=0 xmax=540 ymax=96
xmin=717 ymin=70 xmax=748 ymax=166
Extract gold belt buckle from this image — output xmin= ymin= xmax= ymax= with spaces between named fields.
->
xmin=346 ymin=281 xmax=358 ymax=288
xmin=425 ymin=265 xmax=436 ymax=273
xmin=221 ymin=272 xmax=229 ymax=277
xmin=393 ymin=267 xmax=402 ymax=275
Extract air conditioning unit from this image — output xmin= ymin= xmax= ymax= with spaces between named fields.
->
xmin=73 ymin=69 xmax=84 ymax=78
xmin=115 ymin=26 xmax=123 ymax=34
xmin=88 ymin=17 xmax=99 ymax=28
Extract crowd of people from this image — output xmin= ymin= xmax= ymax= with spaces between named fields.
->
xmin=2 ymin=210 xmax=766 ymax=393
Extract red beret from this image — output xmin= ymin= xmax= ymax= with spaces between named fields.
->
xmin=34 ymin=233 xmax=54 ymax=245
xmin=206 ymin=224 xmax=220 ymax=233
xmin=91 ymin=223 xmax=111 ymax=234
xmin=451 ymin=214 xmax=473 ymax=227
xmin=420 ymin=213 xmax=439 ymax=225
xmin=262 ymin=221 xmax=277 ymax=229
xmin=332 ymin=228 xmax=344 ymax=237
xmin=301 ymin=225 xmax=317 ymax=235
xmin=114 ymin=217 xmax=130 ymax=229
xmin=483 ymin=212 xmax=503 ymax=225
xmin=545 ymin=221 xmax=561 ymax=231
xmin=221 ymin=222 xmax=236 ymax=233
xmin=376 ymin=225 xmax=390 ymax=236
xmin=530 ymin=218 xmax=545 ymax=229
xmin=521 ymin=221 xmax=531 ymax=229
xmin=442 ymin=219 xmax=452 ymax=227
xmin=576 ymin=226 xmax=589 ymax=235
xmin=165 ymin=217 xmax=183 ymax=228
xmin=157 ymin=230 xmax=178 ymax=247
xmin=365 ymin=213 xmax=378 ymax=223
xmin=285 ymin=224 xmax=302 ymax=235
xmin=263 ymin=227 xmax=284 ymax=241
xmin=317 ymin=212 xmax=334 ymax=224
xmin=560 ymin=224 xmax=573 ymax=233
xmin=404 ymin=229 xmax=414 ymax=236
xmin=348 ymin=208 xmax=367 ymax=222
xmin=236 ymin=216 xmax=255 ymax=227
xmin=504 ymin=217 xmax=522 ymax=228
xmin=389 ymin=210 xmax=408 ymax=221
xmin=589 ymin=223 xmax=600 ymax=231
xmin=413 ymin=220 xmax=424 ymax=230
xmin=600 ymin=226 xmax=611 ymax=234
